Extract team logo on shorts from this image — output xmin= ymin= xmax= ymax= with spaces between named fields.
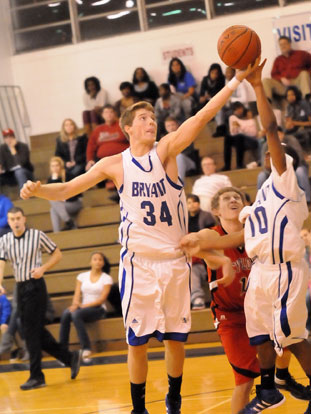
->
xmin=132 ymin=318 xmax=139 ymax=324
xmin=182 ymin=317 xmax=188 ymax=323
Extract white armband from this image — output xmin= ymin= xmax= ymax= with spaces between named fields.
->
xmin=227 ymin=76 xmax=241 ymax=91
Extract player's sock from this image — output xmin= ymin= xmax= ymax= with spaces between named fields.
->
xmin=130 ymin=382 xmax=146 ymax=414
xmin=167 ymin=374 xmax=182 ymax=400
xmin=261 ymin=366 xmax=275 ymax=389
xmin=275 ymin=367 xmax=290 ymax=380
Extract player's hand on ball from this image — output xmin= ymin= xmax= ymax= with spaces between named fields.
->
xmin=20 ymin=180 xmax=41 ymax=199
xmin=244 ymin=58 xmax=267 ymax=86
xmin=236 ymin=56 xmax=261 ymax=82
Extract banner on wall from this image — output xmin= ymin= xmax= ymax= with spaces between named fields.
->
xmin=161 ymin=43 xmax=195 ymax=65
xmin=272 ymin=12 xmax=311 ymax=54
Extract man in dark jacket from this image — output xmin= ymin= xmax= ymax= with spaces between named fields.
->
xmin=0 ymin=129 xmax=34 ymax=189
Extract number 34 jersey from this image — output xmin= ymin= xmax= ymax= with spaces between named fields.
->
xmin=118 ymin=144 xmax=188 ymax=258
xmin=242 ymin=154 xmax=308 ymax=265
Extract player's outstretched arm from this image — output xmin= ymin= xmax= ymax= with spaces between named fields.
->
xmin=159 ymin=58 xmax=260 ymax=158
xmin=246 ymin=59 xmax=286 ymax=175
xmin=180 ymin=228 xmax=244 ymax=256
xmin=20 ymin=155 xmax=120 ymax=201
xmin=202 ymin=250 xmax=235 ymax=287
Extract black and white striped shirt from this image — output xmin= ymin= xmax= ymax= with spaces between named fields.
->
xmin=0 ymin=229 xmax=57 ymax=282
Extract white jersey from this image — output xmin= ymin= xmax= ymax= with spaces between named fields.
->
xmin=118 ymin=144 xmax=188 ymax=258
xmin=242 ymin=154 xmax=308 ymax=264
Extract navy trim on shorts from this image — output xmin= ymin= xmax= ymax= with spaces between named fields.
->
xmin=120 ymin=249 xmax=128 ymax=301
xmin=230 ymin=362 xmax=260 ymax=379
xmin=128 ymin=328 xmax=189 ymax=346
xmin=280 ymin=262 xmax=292 ymax=337
xmin=249 ymin=334 xmax=271 ymax=346
xmin=124 ymin=252 xmax=135 ymax=324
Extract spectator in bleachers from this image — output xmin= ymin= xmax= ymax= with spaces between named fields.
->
xmin=132 ymin=67 xmax=159 ymax=105
xmin=114 ymin=82 xmax=139 ymax=117
xmin=0 ymin=129 xmax=34 ymax=190
xmin=82 ymin=76 xmax=107 ymax=135
xmin=187 ymin=194 xmax=215 ymax=310
xmin=155 ymin=83 xmax=184 ymax=137
xmin=223 ymin=102 xmax=259 ymax=170
xmin=213 ymin=66 xmax=251 ymax=137
xmin=262 ymin=36 xmax=311 ymax=105
xmin=59 ymin=252 xmax=113 ymax=363
xmin=285 ymin=85 xmax=311 ymax=150
xmin=192 ymin=156 xmax=232 ymax=212
xmin=0 ymin=194 xmax=13 ymax=237
xmin=257 ymin=128 xmax=311 ymax=203
xmin=164 ymin=117 xmax=197 ymax=180
xmin=198 ymin=63 xmax=225 ymax=110
xmin=86 ymin=105 xmax=129 ymax=172
xmin=48 ymin=157 xmax=83 ymax=232
xmin=168 ymin=57 xmax=196 ymax=119
xmin=55 ymin=119 xmax=88 ymax=181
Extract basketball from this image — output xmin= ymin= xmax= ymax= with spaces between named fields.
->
xmin=217 ymin=25 xmax=261 ymax=70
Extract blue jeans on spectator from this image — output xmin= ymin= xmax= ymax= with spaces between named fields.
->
xmin=14 ymin=167 xmax=34 ymax=190
xmin=59 ymin=306 xmax=105 ymax=350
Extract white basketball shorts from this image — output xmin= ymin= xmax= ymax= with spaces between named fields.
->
xmin=244 ymin=260 xmax=309 ymax=356
xmin=118 ymin=248 xmax=191 ymax=346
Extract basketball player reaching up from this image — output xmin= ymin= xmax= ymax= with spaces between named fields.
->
xmin=236 ymin=61 xmax=311 ymax=413
xmin=181 ymin=187 xmax=309 ymax=414
xmin=20 ymin=60 xmax=259 ymax=414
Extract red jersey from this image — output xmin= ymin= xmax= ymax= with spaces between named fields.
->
xmin=207 ymin=225 xmax=252 ymax=313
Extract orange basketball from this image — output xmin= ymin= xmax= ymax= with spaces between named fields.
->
xmin=217 ymin=25 xmax=261 ymax=70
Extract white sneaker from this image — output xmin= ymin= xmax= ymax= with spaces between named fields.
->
xmin=246 ymin=161 xmax=258 ymax=169
xmin=82 ymin=349 xmax=92 ymax=363
xmin=192 ymin=299 xmax=205 ymax=310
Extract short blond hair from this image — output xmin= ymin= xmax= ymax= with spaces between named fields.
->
xmin=120 ymin=101 xmax=154 ymax=140
xmin=50 ymin=156 xmax=66 ymax=182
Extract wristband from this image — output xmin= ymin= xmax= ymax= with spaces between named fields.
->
xmin=209 ymin=280 xmax=218 ymax=291
xmin=227 ymin=76 xmax=241 ymax=91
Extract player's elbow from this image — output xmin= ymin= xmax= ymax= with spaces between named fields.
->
xmin=265 ymin=120 xmax=278 ymax=135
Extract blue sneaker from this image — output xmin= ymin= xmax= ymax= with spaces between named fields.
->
xmin=238 ymin=385 xmax=285 ymax=413
xmin=275 ymin=374 xmax=311 ymax=400
xmin=305 ymin=401 xmax=311 ymax=414
xmin=165 ymin=394 xmax=181 ymax=414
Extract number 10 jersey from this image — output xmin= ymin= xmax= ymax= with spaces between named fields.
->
xmin=118 ymin=144 xmax=188 ymax=258
xmin=243 ymin=154 xmax=308 ymax=265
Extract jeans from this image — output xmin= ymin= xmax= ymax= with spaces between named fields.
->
xmin=49 ymin=199 xmax=83 ymax=232
xmin=59 ymin=306 xmax=105 ymax=350
xmin=14 ymin=168 xmax=34 ymax=190
xmin=176 ymin=153 xmax=196 ymax=181
xmin=224 ymin=134 xmax=259 ymax=170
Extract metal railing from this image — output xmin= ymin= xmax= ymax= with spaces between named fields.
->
xmin=0 ymin=85 xmax=31 ymax=147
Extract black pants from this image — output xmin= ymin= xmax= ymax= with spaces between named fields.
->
xmin=224 ymin=133 xmax=259 ymax=170
xmin=17 ymin=278 xmax=72 ymax=380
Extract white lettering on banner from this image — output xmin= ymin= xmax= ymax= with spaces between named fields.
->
xmin=272 ymin=13 xmax=311 ymax=53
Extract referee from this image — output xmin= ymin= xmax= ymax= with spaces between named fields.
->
xmin=0 ymin=206 xmax=81 ymax=390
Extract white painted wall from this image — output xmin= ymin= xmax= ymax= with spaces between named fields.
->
xmin=10 ymin=2 xmax=311 ymax=136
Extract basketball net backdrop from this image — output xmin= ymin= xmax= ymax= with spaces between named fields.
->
xmin=272 ymin=12 xmax=311 ymax=54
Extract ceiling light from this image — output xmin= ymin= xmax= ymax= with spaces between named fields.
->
xmin=107 ymin=11 xmax=130 ymax=19
xmin=92 ymin=0 xmax=111 ymax=6
xmin=48 ymin=2 xmax=61 ymax=7
xmin=125 ymin=0 xmax=135 ymax=7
